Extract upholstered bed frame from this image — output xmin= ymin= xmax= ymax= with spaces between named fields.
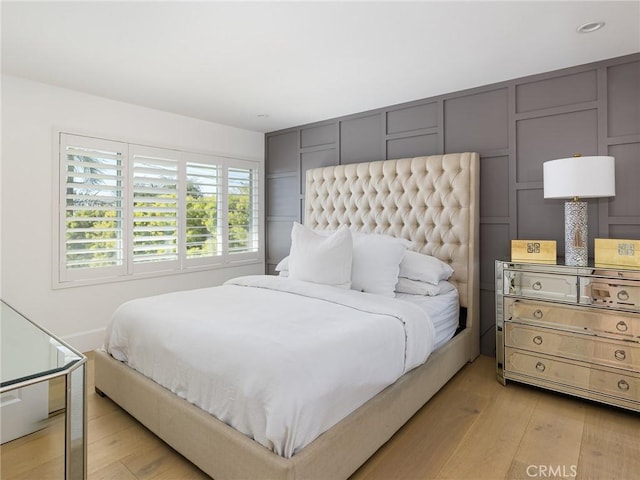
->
xmin=95 ymin=152 xmax=480 ymax=480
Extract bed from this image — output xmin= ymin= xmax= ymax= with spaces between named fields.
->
xmin=95 ymin=151 xmax=480 ymax=480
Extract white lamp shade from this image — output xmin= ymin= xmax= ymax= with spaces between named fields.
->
xmin=543 ymin=156 xmax=615 ymax=199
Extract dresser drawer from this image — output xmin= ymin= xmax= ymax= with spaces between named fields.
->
xmin=505 ymin=323 xmax=640 ymax=372
xmin=582 ymin=277 xmax=640 ymax=313
xmin=505 ymin=348 xmax=640 ymax=404
xmin=504 ymin=270 xmax=577 ymax=302
xmin=507 ymin=298 xmax=640 ymax=339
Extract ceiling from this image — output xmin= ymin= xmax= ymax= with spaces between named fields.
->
xmin=2 ymin=1 xmax=639 ymax=133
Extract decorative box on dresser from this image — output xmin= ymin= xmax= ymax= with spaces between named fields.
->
xmin=496 ymin=260 xmax=640 ymax=412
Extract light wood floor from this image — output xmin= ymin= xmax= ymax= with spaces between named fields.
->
xmin=2 ymin=353 xmax=639 ymax=479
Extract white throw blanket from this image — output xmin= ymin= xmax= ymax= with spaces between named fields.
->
xmin=104 ymin=275 xmax=435 ymax=457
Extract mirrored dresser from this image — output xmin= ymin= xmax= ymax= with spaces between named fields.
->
xmin=496 ymin=260 xmax=640 ymax=412
xmin=1 ymin=300 xmax=87 ymax=479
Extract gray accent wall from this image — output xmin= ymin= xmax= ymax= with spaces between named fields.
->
xmin=265 ymin=53 xmax=640 ymax=355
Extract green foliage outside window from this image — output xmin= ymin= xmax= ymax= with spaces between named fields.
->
xmin=65 ymin=208 xmax=121 ymax=268
xmin=228 ymin=192 xmax=251 ymax=252
xmin=66 ymin=186 xmax=252 ymax=267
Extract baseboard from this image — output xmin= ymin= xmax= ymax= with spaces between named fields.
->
xmin=61 ymin=327 xmax=106 ymax=354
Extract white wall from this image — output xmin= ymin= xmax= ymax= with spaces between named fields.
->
xmin=1 ymin=75 xmax=265 ymax=352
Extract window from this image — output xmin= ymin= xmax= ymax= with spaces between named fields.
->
xmin=130 ymin=146 xmax=180 ymax=273
xmin=61 ymin=136 xmax=126 ymax=280
xmin=185 ymin=158 xmax=222 ymax=262
xmin=57 ymin=133 xmax=261 ymax=286
xmin=227 ymin=163 xmax=260 ymax=255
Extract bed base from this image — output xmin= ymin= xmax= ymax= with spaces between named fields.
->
xmin=95 ymin=328 xmax=474 ymax=480
xmin=96 ymin=152 xmax=480 ymax=479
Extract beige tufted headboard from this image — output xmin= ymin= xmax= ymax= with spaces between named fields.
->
xmin=304 ymin=153 xmax=479 ymax=314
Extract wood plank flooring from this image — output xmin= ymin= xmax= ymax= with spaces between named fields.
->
xmin=1 ymin=353 xmax=638 ymax=479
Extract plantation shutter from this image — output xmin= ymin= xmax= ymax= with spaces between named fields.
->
xmin=185 ymin=155 xmax=223 ymax=264
xmin=58 ymin=133 xmax=263 ymax=286
xmin=130 ymin=145 xmax=180 ymax=272
xmin=227 ymin=162 xmax=259 ymax=258
xmin=60 ymin=134 xmax=127 ymax=281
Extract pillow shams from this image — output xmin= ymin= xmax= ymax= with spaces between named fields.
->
xmin=351 ymin=234 xmax=406 ymax=297
xmin=288 ymin=223 xmax=352 ymax=288
xmin=399 ymin=251 xmax=454 ymax=285
xmin=278 ymin=231 xmax=407 ymax=296
xmin=275 ymin=256 xmax=289 ymax=272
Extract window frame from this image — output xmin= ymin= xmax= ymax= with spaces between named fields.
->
xmin=183 ymin=151 xmax=225 ymax=269
xmin=54 ymin=131 xmax=263 ymax=288
xmin=128 ymin=144 xmax=182 ymax=275
xmin=225 ymin=158 xmax=262 ymax=262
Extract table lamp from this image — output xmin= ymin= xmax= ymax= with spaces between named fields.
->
xmin=543 ymin=155 xmax=615 ymax=266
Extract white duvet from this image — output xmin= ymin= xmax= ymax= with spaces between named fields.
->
xmin=104 ymin=275 xmax=436 ymax=457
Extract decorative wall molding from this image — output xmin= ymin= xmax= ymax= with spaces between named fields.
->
xmin=265 ymin=53 xmax=640 ymax=355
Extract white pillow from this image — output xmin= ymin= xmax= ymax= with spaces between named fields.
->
xmin=399 ymin=251 xmax=454 ymax=285
xmin=278 ymin=233 xmax=407 ymax=296
xmin=351 ymin=234 xmax=406 ymax=297
xmin=275 ymin=256 xmax=289 ymax=272
xmin=395 ymin=278 xmax=456 ymax=296
xmin=288 ymin=223 xmax=353 ymax=288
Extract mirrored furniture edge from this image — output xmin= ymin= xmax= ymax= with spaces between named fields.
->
xmin=496 ymin=260 xmax=640 ymax=413
xmin=1 ymin=300 xmax=87 ymax=479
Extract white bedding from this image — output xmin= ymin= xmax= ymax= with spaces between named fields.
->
xmin=395 ymin=288 xmax=459 ymax=350
xmin=104 ymin=275 xmax=436 ymax=458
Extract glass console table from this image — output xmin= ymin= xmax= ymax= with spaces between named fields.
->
xmin=0 ymin=300 xmax=87 ymax=479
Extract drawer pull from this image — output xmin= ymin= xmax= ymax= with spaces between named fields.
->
xmin=532 ymin=281 xmax=542 ymax=291
xmin=614 ymin=350 xmax=626 ymax=361
xmin=535 ymin=361 xmax=546 ymax=372
xmin=617 ymin=290 xmax=630 ymax=301
xmin=616 ymin=321 xmax=629 ymax=332
xmin=618 ymin=380 xmax=630 ymax=392
xmin=533 ymin=309 xmax=544 ymax=319
xmin=533 ymin=336 xmax=543 ymax=345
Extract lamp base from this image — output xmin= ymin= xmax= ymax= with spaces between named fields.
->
xmin=565 ymin=200 xmax=588 ymax=266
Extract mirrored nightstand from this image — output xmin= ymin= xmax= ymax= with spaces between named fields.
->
xmin=1 ymin=301 xmax=87 ymax=479
xmin=496 ymin=260 xmax=640 ymax=412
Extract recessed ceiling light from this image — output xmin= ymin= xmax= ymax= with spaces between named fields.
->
xmin=577 ymin=21 xmax=605 ymax=34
